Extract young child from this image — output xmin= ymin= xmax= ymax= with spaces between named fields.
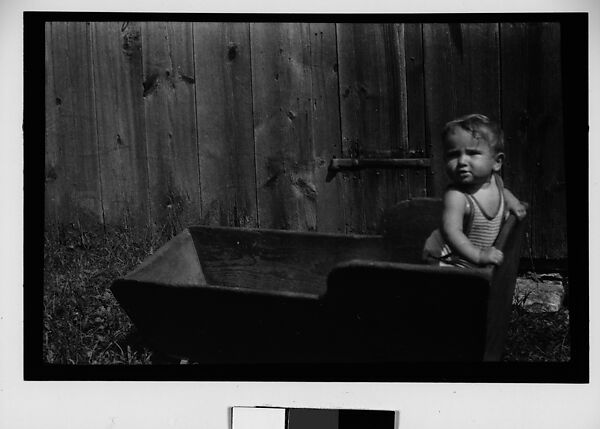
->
xmin=423 ymin=114 xmax=527 ymax=268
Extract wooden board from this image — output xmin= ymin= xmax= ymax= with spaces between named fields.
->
xmin=90 ymin=21 xmax=150 ymax=228
xmin=45 ymin=22 xmax=104 ymax=229
xmin=141 ymin=22 xmax=201 ymax=234
xmin=193 ymin=22 xmax=257 ymax=228
xmin=189 ymin=226 xmax=389 ymax=295
xmin=423 ymin=23 xmax=501 ymax=196
xmin=251 ymin=23 xmax=313 ymax=231
xmin=336 ymin=23 xmax=410 ymax=234
xmin=404 ymin=23 xmax=428 ymax=198
xmin=44 ymin=22 xmax=59 ymax=230
xmin=500 ymin=22 xmax=566 ymax=259
xmin=308 ymin=23 xmax=346 ymax=234
xmin=381 ymin=197 xmax=443 ymax=263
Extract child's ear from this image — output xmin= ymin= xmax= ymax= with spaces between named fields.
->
xmin=493 ymin=152 xmax=505 ymax=172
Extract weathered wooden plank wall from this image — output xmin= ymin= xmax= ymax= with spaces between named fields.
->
xmin=423 ymin=23 xmax=502 ymax=196
xmin=251 ymin=23 xmax=316 ymax=231
xmin=90 ymin=22 xmax=150 ymax=228
xmin=404 ymin=23 xmax=428 ymax=200
xmin=44 ymin=21 xmax=567 ymax=260
xmin=500 ymin=22 xmax=566 ymax=259
xmin=45 ymin=23 xmax=59 ymax=228
xmin=141 ymin=22 xmax=201 ymax=235
xmin=337 ymin=23 xmax=407 ymax=234
xmin=309 ymin=23 xmax=346 ymax=234
xmin=194 ymin=22 xmax=257 ymax=228
xmin=45 ymin=22 xmax=104 ymax=229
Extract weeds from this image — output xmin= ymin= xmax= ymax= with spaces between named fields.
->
xmin=503 ymin=273 xmax=571 ymax=362
xmin=43 ymin=223 xmax=172 ymax=364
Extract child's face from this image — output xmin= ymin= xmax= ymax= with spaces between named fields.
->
xmin=443 ymin=127 xmax=503 ymax=187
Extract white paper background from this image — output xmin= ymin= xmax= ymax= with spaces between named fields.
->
xmin=2 ymin=1 xmax=598 ymax=428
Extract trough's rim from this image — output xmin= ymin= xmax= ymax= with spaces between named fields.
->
xmin=187 ymin=224 xmax=385 ymax=240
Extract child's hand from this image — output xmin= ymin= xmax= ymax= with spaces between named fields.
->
xmin=503 ymin=188 xmax=527 ymax=220
xmin=509 ymin=201 xmax=527 ymax=220
xmin=479 ymin=247 xmax=504 ymax=266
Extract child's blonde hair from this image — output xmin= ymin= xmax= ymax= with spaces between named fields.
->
xmin=441 ymin=114 xmax=504 ymax=154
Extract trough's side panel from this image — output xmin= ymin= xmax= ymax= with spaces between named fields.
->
xmin=190 ymin=227 xmax=391 ymax=295
xmin=404 ymin=23 xmax=428 ymax=198
xmin=141 ymin=22 xmax=201 ymax=233
xmin=111 ymin=281 xmax=325 ymax=363
xmin=423 ymin=23 xmax=501 ymax=197
xmin=119 ymin=229 xmax=206 ymax=286
xmin=308 ymin=23 xmax=346 ymax=234
xmin=336 ymin=23 xmax=410 ymax=234
xmin=194 ymin=22 xmax=257 ymax=228
xmin=485 ymin=215 xmax=527 ymax=360
xmin=381 ymin=198 xmax=443 ymax=263
xmin=251 ymin=23 xmax=319 ymax=231
xmin=90 ymin=21 xmax=150 ymax=228
xmin=500 ymin=23 xmax=566 ymax=260
xmin=45 ymin=22 xmax=104 ymax=228
xmin=326 ymin=261 xmax=491 ymax=361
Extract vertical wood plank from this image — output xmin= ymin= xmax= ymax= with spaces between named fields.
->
xmin=141 ymin=22 xmax=201 ymax=234
xmin=251 ymin=23 xmax=316 ymax=231
xmin=307 ymin=22 xmax=345 ymax=233
xmin=45 ymin=22 xmax=103 ymax=229
xmin=337 ymin=23 xmax=409 ymax=234
xmin=404 ymin=23 xmax=428 ymax=198
xmin=423 ymin=23 xmax=501 ymax=196
xmin=91 ymin=21 xmax=150 ymax=228
xmin=193 ymin=22 xmax=257 ymax=228
xmin=251 ymin=23 xmax=344 ymax=233
xmin=45 ymin=22 xmax=59 ymax=229
xmin=500 ymin=22 xmax=566 ymax=259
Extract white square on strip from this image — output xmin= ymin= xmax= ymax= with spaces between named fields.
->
xmin=232 ymin=407 xmax=287 ymax=429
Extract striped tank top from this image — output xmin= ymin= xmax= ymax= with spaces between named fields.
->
xmin=438 ymin=179 xmax=505 ymax=268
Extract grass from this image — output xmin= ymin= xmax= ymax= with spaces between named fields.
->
xmin=503 ymin=304 xmax=571 ymax=362
xmin=43 ymin=223 xmax=170 ymax=364
xmin=43 ymin=223 xmax=571 ymax=364
xmin=503 ymin=271 xmax=571 ymax=362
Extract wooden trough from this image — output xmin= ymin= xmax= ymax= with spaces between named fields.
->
xmin=111 ymin=198 xmax=526 ymax=364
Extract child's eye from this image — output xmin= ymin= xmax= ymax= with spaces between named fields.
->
xmin=445 ymin=150 xmax=460 ymax=158
xmin=466 ymin=150 xmax=481 ymax=156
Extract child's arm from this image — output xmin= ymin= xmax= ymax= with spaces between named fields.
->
xmin=442 ymin=189 xmax=504 ymax=266
xmin=503 ymin=188 xmax=527 ymax=220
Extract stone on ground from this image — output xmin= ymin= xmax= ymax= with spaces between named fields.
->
xmin=513 ymin=273 xmax=565 ymax=313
